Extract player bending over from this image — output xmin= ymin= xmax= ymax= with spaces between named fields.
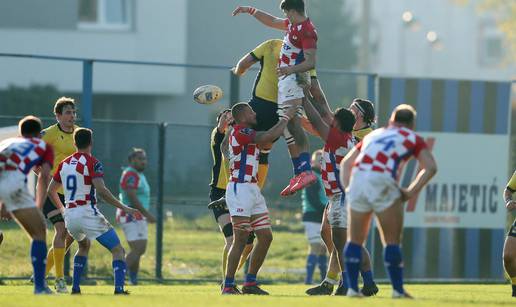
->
xmin=340 ymin=104 xmax=437 ymax=298
xmin=48 ymin=128 xmax=138 ymax=295
xmin=0 ymin=116 xmax=54 ymax=294
xmin=233 ymin=0 xmax=319 ymax=195
xmin=222 ymin=103 xmax=296 ymax=295
xmin=503 ymin=170 xmax=516 ymax=297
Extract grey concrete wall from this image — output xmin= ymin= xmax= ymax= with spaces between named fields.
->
xmin=0 ymin=0 xmax=78 ymax=30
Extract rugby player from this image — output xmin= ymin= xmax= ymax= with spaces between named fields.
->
xmin=0 ymin=116 xmax=54 ymax=294
xmin=341 ymin=104 xmax=437 ymax=298
xmin=301 ymin=150 xmax=327 ymax=285
xmin=117 ymin=148 xmax=156 ymax=285
xmin=48 ymin=128 xmax=137 ymax=295
xmin=233 ymin=0 xmax=320 ymax=195
xmin=222 ymin=103 xmax=295 ymax=295
xmin=302 ymin=94 xmax=377 ymax=296
xmin=39 ymin=97 xmax=79 ymax=293
xmin=208 ymin=109 xmax=255 ymax=285
xmin=503 ymin=170 xmax=516 ymax=297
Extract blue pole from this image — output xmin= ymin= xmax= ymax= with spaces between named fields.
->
xmin=82 ymin=60 xmax=93 ymax=128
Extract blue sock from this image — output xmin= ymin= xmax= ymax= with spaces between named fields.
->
xmin=384 ymin=245 xmax=404 ymax=294
xmin=291 ymin=157 xmax=301 ymax=175
xmin=129 ymin=270 xmax=138 ymax=285
xmin=317 ymin=254 xmax=327 ymax=282
xmin=244 ymin=273 xmax=257 ymax=286
xmin=305 ymin=254 xmax=318 ymax=284
xmin=340 ymin=271 xmax=349 ymax=289
xmin=361 ymin=270 xmax=374 ymax=286
xmin=31 ymin=240 xmax=47 ymax=291
xmin=73 ymin=255 xmax=87 ymax=291
xmin=113 ymin=260 xmax=126 ymax=292
xmin=297 ymin=152 xmax=312 ymax=173
xmin=224 ymin=277 xmax=235 ymax=288
xmin=344 ymin=242 xmax=362 ymax=292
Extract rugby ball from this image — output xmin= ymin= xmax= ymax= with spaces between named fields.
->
xmin=193 ymin=85 xmax=223 ymax=105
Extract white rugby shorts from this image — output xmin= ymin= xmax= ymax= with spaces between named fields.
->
xmin=64 ymin=205 xmax=112 ymax=241
xmin=327 ymin=192 xmax=347 ymax=228
xmin=347 ymin=170 xmax=402 ymax=213
xmin=278 ymin=74 xmax=305 ymax=105
xmin=0 ymin=171 xmax=35 ymax=212
xmin=303 ymin=221 xmax=323 ymax=244
xmin=121 ymin=220 xmax=148 ymax=241
xmin=225 ymin=182 xmax=268 ymax=217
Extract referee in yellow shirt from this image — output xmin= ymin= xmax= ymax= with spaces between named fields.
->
xmin=503 ymin=170 xmax=516 ymax=297
xmin=40 ymin=97 xmax=79 ymax=293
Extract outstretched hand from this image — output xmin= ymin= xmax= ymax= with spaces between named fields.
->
xmin=232 ymin=6 xmax=255 ymax=16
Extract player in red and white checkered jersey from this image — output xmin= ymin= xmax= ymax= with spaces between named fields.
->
xmin=48 ymin=128 xmax=138 ymax=295
xmin=340 ymin=104 xmax=437 ymax=298
xmin=0 ymin=116 xmax=54 ymax=294
xmin=302 ymin=94 xmax=378 ymax=296
xmin=222 ymin=102 xmax=295 ymax=295
xmin=232 ymin=0 xmax=319 ymax=197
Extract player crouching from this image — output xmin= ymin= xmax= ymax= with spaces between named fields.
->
xmin=48 ymin=128 xmax=139 ymax=295
xmin=222 ymin=103 xmax=296 ymax=295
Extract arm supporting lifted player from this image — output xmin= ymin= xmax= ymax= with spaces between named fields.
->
xmin=232 ymin=6 xmax=287 ymax=30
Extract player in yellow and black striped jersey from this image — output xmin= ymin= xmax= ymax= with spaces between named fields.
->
xmin=503 ymin=170 xmax=516 ymax=297
xmin=39 ymin=97 xmax=79 ymax=293
xmin=349 ymin=98 xmax=376 ymax=141
xmin=209 ymin=109 xmax=255 ymax=284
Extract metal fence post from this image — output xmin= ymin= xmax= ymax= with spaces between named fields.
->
xmin=155 ymin=122 xmax=167 ymax=280
xmin=82 ymin=60 xmax=94 ymax=128
xmin=229 ymin=70 xmax=240 ymax=106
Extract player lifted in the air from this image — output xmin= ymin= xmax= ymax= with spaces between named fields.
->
xmin=340 ymin=104 xmax=437 ymax=298
xmin=503 ymin=170 xmax=516 ymax=297
xmin=232 ymin=0 xmax=319 ymax=195
xmin=0 ymin=116 xmax=54 ymax=294
xmin=222 ymin=103 xmax=296 ymax=295
xmin=48 ymin=128 xmax=138 ymax=295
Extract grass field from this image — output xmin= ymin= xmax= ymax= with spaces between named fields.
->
xmin=0 ymin=284 xmax=514 ymax=307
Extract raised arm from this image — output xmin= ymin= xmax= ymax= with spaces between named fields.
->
xmin=221 ymin=126 xmax=232 ymax=160
xmin=278 ymin=49 xmax=316 ymax=76
xmin=233 ymin=53 xmax=258 ymax=77
xmin=254 ymin=107 xmax=297 ymax=145
xmin=232 ymin=6 xmax=287 ymax=30
xmin=302 ymin=89 xmax=330 ymax=140
xmin=401 ymin=149 xmax=437 ymax=201
xmin=309 ymin=77 xmax=333 ymax=125
xmin=92 ymin=177 xmax=139 ymax=215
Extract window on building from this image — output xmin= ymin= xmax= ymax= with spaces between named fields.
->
xmin=78 ymin=0 xmax=132 ymax=30
xmin=479 ymin=19 xmax=504 ymax=66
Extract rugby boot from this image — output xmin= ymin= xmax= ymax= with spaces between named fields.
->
xmin=221 ymin=285 xmax=241 ymax=295
xmin=334 ymin=284 xmax=348 ymax=296
xmin=71 ymin=288 xmax=81 ymax=295
xmin=346 ymin=288 xmax=364 ymax=297
xmin=392 ymin=289 xmax=414 ymax=299
xmin=241 ymin=284 xmax=269 ymax=295
xmin=305 ymin=281 xmax=334 ymax=295
xmin=361 ymin=282 xmax=379 ymax=296
xmin=290 ymin=171 xmax=317 ymax=193
xmin=280 ymin=177 xmax=298 ymax=196
xmin=208 ymin=197 xmax=227 ymax=210
xmin=34 ymin=283 xmax=53 ymax=295
xmin=114 ymin=289 xmax=130 ymax=295
xmin=55 ymin=277 xmax=68 ymax=293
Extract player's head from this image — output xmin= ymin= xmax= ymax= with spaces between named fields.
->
xmin=280 ymin=0 xmax=305 ymax=19
xmin=390 ymin=104 xmax=417 ymax=129
xmin=231 ymin=102 xmax=256 ymax=126
xmin=19 ymin=115 xmax=42 ymax=138
xmin=128 ymin=148 xmax=147 ymax=171
xmin=54 ymin=97 xmax=76 ymax=129
xmin=73 ymin=128 xmax=93 ymax=151
xmin=333 ymin=107 xmax=355 ymax=133
xmin=349 ymin=98 xmax=375 ymax=130
xmin=311 ymin=149 xmax=324 ymax=172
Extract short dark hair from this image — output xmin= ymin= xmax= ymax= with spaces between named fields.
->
xmin=54 ymin=97 xmax=76 ymax=115
xmin=392 ymin=104 xmax=417 ymax=126
xmin=19 ymin=115 xmax=42 ymax=137
xmin=216 ymin=109 xmax=231 ymax=123
xmin=73 ymin=128 xmax=92 ymax=150
xmin=231 ymin=102 xmax=250 ymax=122
xmin=280 ymin=0 xmax=305 ymax=14
xmin=128 ymin=147 xmax=146 ymax=162
xmin=350 ymin=98 xmax=375 ymax=126
xmin=334 ymin=108 xmax=355 ymax=133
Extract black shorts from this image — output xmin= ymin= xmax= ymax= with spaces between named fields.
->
xmin=209 ymin=187 xmax=229 ymax=221
xmin=43 ymin=194 xmax=65 ymax=224
xmin=248 ymin=96 xmax=279 ymax=132
xmin=509 ymin=219 xmax=516 ymax=238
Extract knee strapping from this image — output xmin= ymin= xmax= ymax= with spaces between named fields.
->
xmin=233 ymin=221 xmax=253 ymax=233
xmin=251 ymin=215 xmax=271 ymax=231
xmin=222 ymin=223 xmax=234 ymax=238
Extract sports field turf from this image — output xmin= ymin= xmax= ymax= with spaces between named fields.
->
xmin=0 ymin=284 xmax=514 ymax=307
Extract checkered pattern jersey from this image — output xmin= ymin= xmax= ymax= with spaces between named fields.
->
xmin=321 ymin=127 xmax=356 ymax=196
xmin=279 ymin=18 xmax=317 ymax=68
xmin=0 ymin=137 xmax=53 ymax=175
xmin=353 ymin=126 xmax=427 ymax=178
xmin=229 ymin=125 xmax=259 ymax=184
xmin=53 ymin=152 xmax=104 ymax=208
xmin=116 ymin=169 xmax=144 ymax=223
